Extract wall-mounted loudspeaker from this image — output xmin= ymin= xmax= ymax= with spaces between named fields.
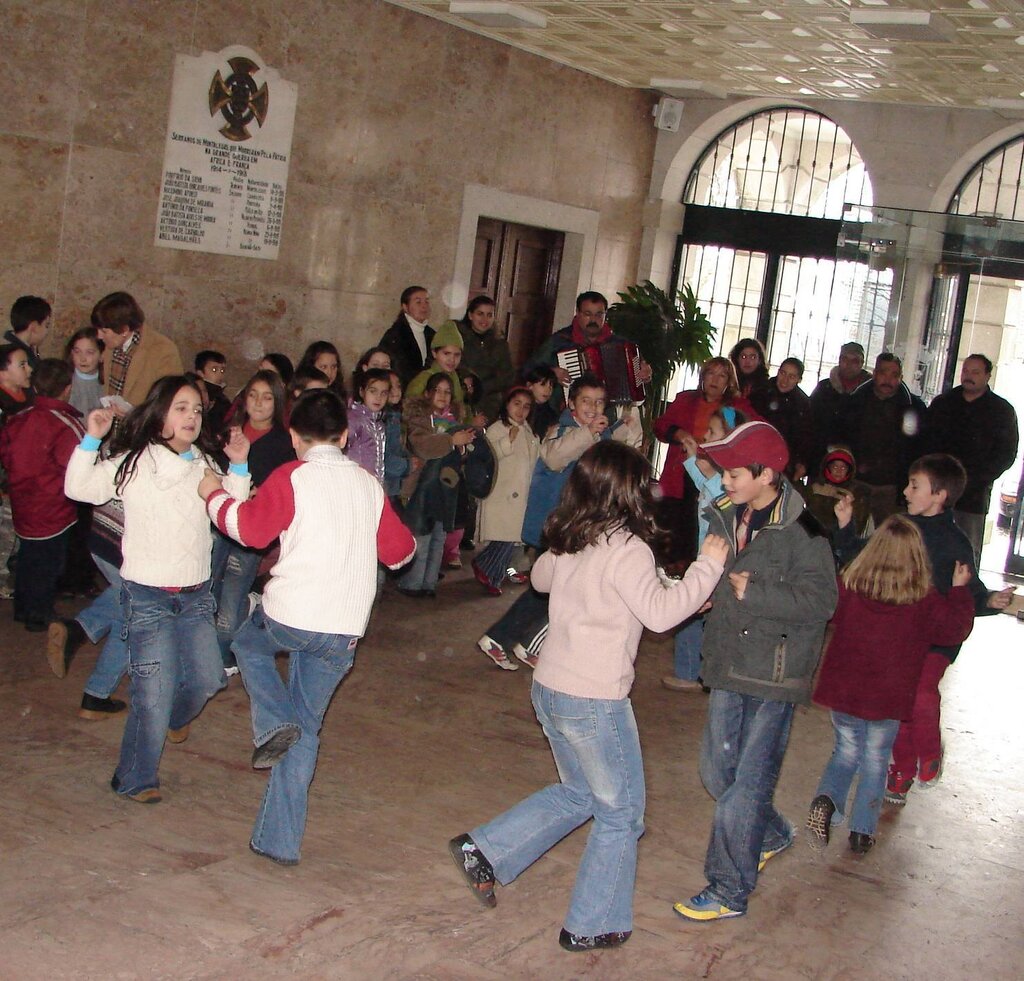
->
xmin=653 ymin=97 xmax=684 ymax=132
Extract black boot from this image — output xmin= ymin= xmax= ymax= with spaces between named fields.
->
xmin=46 ymin=619 xmax=89 ymax=678
xmin=849 ymin=831 xmax=875 ymax=854
xmin=79 ymin=692 xmax=127 ymax=720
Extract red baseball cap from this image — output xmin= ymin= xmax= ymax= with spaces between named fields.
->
xmin=701 ymin=421 xmax=789 ymax=473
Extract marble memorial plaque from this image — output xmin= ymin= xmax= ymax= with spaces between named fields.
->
xmin=155 ymin=45 xmax=297 ymax=260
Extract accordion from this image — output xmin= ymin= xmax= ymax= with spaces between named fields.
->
xmin=556 ymin=341 xmax=646 ymax=404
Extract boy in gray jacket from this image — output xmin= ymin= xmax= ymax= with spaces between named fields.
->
xmin=673 ymin=422 xmax=838 ymax=922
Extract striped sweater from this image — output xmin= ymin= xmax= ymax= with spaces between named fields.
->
xmin=206 ymin=443 xmax=415 ymax=636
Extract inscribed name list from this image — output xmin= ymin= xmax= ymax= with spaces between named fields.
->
xmin=155 ymin=46 xmax=297 ymax=260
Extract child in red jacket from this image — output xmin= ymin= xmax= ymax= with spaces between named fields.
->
xmin=0 ymin=359 xmax=84 ymax=630
xmin=806 ymin=514 xmax=974 ymax=855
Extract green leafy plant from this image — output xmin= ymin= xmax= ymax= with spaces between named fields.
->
xmin=607 ymin=281 xmax=717 ymax=454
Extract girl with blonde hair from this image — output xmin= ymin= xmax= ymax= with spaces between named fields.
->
xmin=807 ymin=514 xmax=974 ymax=854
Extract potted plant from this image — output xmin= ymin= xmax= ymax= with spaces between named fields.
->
xmin=607 ymin=281 xmax=717 ymax=456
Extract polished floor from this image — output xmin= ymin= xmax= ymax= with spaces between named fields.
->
xmin=1 ymin=541 xmax=1022 ymax=980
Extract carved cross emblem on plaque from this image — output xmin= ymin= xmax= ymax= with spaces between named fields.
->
xmin=209 ymin=56 xmax=269 ymax=142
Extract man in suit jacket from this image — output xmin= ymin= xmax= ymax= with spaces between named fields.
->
xmin=92 ymin=292 xmax=183 ymax=409
xmin=379 ymin=286 xmax=435 ymax=387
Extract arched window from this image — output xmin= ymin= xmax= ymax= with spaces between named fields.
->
xmin=949 ymin=135 xmax=1024 ymax=221
xmin=672 ymin=108 xmax=878 ymax=392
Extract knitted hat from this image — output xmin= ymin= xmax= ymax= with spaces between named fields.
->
xmin=823 ymin=447 xmax=855 ymax=484
xmin=431 ymin=320 xmax=463 ymax=351
xmin=702 ymin=421 xmax=789 ymax=473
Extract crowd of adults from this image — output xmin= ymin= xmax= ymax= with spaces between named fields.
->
xmin=655 ymin=337 xmax=1019 ymax=560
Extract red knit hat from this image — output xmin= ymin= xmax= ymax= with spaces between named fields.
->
xmin=701 ymin=421 xmax=789 ymax=473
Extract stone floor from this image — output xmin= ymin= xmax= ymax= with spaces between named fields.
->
xmin=1 ymin=539 xmax=1022 ymax=980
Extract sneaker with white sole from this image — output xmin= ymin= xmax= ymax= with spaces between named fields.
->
xmin=917 ymin=750 xmax=943 ymax=790
xmin=477 ymin=635 xmax=518 ymax=671
xmin=673 ymin=888 xmax=745 ymax=922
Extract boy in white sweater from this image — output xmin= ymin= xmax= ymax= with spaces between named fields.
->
xmin=200 ymin=390 xmax=415 ymax=865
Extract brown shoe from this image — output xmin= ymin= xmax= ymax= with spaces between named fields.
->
xmin=167 ymin=725 xmax=190 ymax=744
xmin=661 ymin=676 xmax=703 ymax=692
xmin=126 ymin=788 xmax=162 ymax=804
xmin=47 ymin=619 xmax=88 ymax=679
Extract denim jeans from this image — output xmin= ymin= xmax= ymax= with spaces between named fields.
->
xmin=232 ymin=606 xmax=356 ymax=863
xmin=471 ymin=681 xmax=645 ymax=937
xmin=398 ymin=521 xmax=446 ymax=591
xmin=672 ymin=615 xmax=704 ymax=681
xmin=699 ymin=689 xmax=795 ymax=912
xmin=817 ymin=712 xmax=900 ymax=836
xmin=112 ymin=580 xmax=226 ymax=797
xmin=891 ymin=651 xmax=951 ymax=778
xmin=14 ymin=530 xmax=69 ymax=622
xmin=211 ymin=532 xmax=263 ymax=666
xmin=78 ymin=555 xmax=127 ymax=699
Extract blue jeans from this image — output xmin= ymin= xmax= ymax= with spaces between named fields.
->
xmin=112 ymin=581 xmax=226 ymax=797
xmin=672 ymin=615 xmax=704 ymax=681
xmin=699 ymin=689 xmax=795 ymax=912
xmin=232 ymin=606 xmax=356 ymax=863
xmin=398 ymin=521 xmax=446 ymax=591
xmin=816 ymin=712 xmax=900 ymax=836
xmin=471 ymin=681 xmax=645 ymax=936
xmin=211 ymin=533 xmax=263 ymax=666
xmin=78 ymin=555 xmax=127 ymax=699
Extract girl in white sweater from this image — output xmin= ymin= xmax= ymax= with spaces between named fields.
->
xmin=65 ymin=375 xmax=250 ymax=804
xmin=449 ymin=441 xmax=728 ymax=953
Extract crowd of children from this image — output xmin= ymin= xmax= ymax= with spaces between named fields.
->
xmin=0 ymin=288 xmax=1017 ymax=953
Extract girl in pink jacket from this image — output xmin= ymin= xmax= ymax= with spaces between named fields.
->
xmin=448 ymin=441 xmax=728 ymax=953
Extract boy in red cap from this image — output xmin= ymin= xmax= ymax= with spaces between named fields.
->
xmin=672 ymin=421 xmax=838 ymax=923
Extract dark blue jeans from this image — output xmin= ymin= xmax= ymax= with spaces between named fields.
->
xmin=210 ymin=532 xmax=263 ymax=667
xmin=699 ymin=689 xmax=795 ymax=912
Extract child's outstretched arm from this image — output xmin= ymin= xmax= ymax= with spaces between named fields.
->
xmin=203 ymin=461 xmax=300 ymax=549
xmin=64 ymin=408 xmax=120 ymax=506
xmin=615 ymin=533 xmax=728 ymax=633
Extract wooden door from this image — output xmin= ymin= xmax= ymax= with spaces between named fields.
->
xmin=471 ymin=218 xmax=564 ymax=370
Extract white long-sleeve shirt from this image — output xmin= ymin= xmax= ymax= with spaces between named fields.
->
xmin=65 ymin=443 xmax=250 ymax=588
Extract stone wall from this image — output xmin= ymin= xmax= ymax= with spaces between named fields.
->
xmin=1 ymin=0 xmax=656 ymax=388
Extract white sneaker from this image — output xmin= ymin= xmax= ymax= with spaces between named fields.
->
xmin=224 ymin=665 xmax=241 ymax=678
xmin=477 ymin=635 xmax=518 ymax=671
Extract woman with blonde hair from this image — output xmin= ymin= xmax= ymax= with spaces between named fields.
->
xmin=806 ymin=514 xmax=974 ymax=855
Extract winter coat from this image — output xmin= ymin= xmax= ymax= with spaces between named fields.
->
xmin=0 ymin=395 xmax=84 ymax=538
xmin=346 ymin=401 xmax=387 ymax=484
xmin=100 ymin=326 xmax=182 ymax=409
xmin=832 ymin=508 xmax=996 ymax=663
xmin=477 ymin=419 xmax=539 ymax=543
xmin=926 ymin=385 xmax=1019 ymax=515
xmin=835 ymin=380 xmax=927 ymax=488
xmin=399 ymin=395 xmax=464 ymax=501
xmin=378 ymin=314 xmax=434 ymax=387
xmin=813 ymin=581 xmax=973 ymax=721
xmin=800 ymin=449 xmax=873 ymax=536
xmin=701 ymin=478 xmax=838 ymax=704
xmin=808 ymin=366 xmax=872 ymax=474
xmin=457 ymin=322 xmax=514 ymax=424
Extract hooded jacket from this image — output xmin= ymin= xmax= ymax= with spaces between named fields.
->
xmin=801 ymin=447 xmax=873 ymax=536
xmin=700 ymin=478 xmax=838 ymax=704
